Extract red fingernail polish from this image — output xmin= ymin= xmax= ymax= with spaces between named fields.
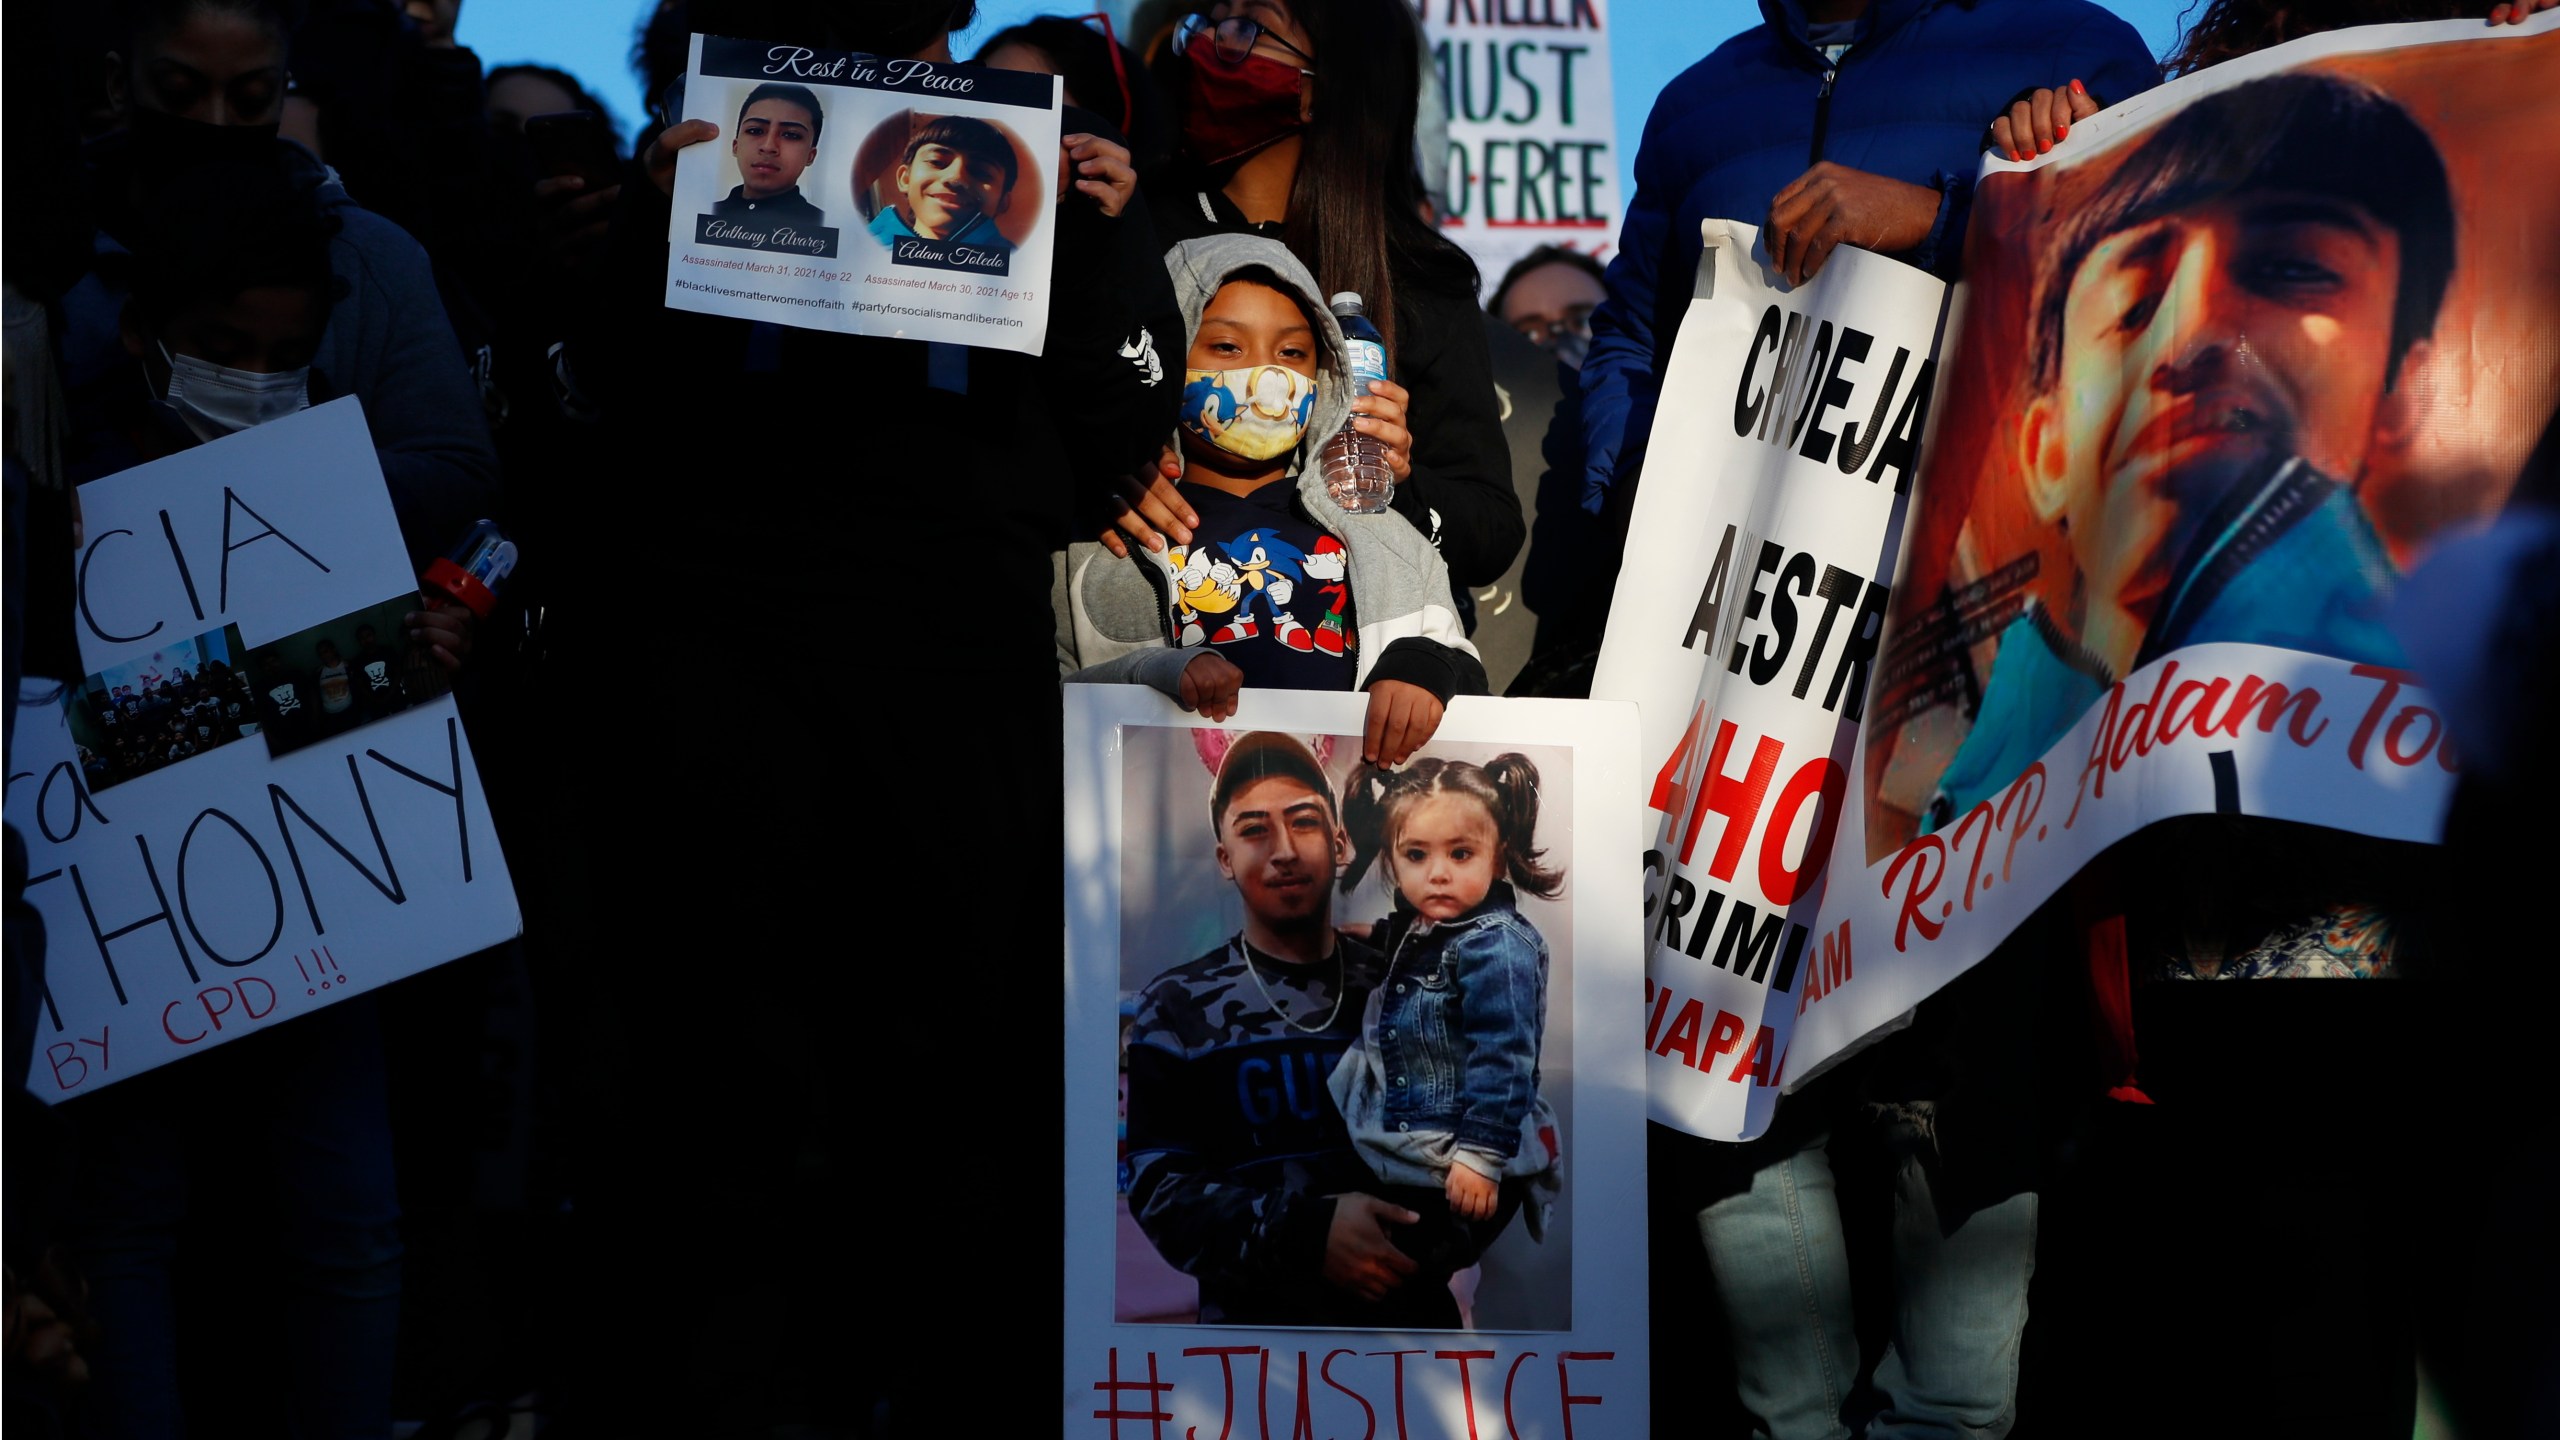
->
xmin=2037 ymin=139 xmax=2050 ymax=153
xmin=2057 ymin=123 xmax=2069 ymax=138
xmin=2072 ymin=78 xmax=2086 ymax=93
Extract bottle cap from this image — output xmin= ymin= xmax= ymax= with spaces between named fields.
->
xmin=1328 ymin=292 xmax=1364 ymax=313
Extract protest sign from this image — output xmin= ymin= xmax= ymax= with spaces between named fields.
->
xmin=1596 ymin=15 xmax=2560 ymax=1142
xmin=14 ymin=399 xmax=522 ymax=1101
xmin=1420 ymin=0 xmax=1619 ymax=279
xmin=663 ymin=34 xmax=1062 ymax=354
xmin=1589 ymin=224 xmax=1942 ymax=1141
xmin=1064 ymin=686 xmax=1648 ymax=1437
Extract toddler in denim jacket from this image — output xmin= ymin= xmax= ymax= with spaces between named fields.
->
xmin=1329 ymin=754 xmax=1563 ymax=1267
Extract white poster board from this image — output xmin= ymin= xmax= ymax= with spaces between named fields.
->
xmin=1589 ymin=223 xmax=1942 ymax=1141
xmin=1421 ymin=0 xmax=1620 ymax=279
xmin=13 ymin=399 xmax=521 ymax=1100
xmin=664 ymin=33 xmax=1063 ymax=353
xmin=1063 ymin=686 xmax=1648 ymax=1437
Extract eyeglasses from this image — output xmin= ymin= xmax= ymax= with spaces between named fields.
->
xmin=1174 ymin=11 xmax=1315 ymax=70
xmin=1512 ymin=304 xmax=1596 ymax=350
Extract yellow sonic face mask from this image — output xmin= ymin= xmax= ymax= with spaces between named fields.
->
xmin=1180 ymin=363 xmax=1320 ymax=462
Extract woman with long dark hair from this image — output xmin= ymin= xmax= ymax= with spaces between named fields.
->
xmin=1109 ymin=0 xmax=1522 ymax=594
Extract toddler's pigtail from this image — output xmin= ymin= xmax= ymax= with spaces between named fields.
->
xmin=1339 ymin=761 xmax=1394 ymax=892
xmin=1485 ymin=753 xmax=1565 ymax=899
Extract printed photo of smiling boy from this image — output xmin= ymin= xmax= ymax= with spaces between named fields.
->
xmin=863 ymin=114 xmax=1020 ymax=262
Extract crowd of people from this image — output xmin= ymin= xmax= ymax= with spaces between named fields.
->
xmin=72 ymin=656 xmax=257 ymax=790
xmin=2 ymin=0 xmax=2554 ymax=1437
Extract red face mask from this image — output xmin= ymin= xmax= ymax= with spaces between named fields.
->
xmin=1181 ymin=50 xmax=1307 ymax=166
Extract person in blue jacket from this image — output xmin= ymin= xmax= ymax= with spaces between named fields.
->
xmin=1540 ymin=5 xmax=2157 ymax=1438
xmin=1522 ymin=0 xmax=2157 ymax=660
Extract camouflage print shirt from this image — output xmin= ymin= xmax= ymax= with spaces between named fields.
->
xmin=1124 ymin=933 xmax=1404 ymax=1326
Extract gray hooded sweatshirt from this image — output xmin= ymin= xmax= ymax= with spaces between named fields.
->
xmin=1056 ymin=235 xmax=1484 ymax=702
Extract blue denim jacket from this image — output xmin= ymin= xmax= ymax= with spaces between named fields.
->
xmin=1333 ymin=883 xmax=1559 ymax=1181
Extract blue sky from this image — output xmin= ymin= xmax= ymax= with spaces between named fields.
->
xmin=457 ymin=0 xmax=2200 ymax=194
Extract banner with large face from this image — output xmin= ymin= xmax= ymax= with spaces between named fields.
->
xmin=1063 ymin=687 xmax=1648 ymax=1436
xmin=1598 ymin=15 xmax=2560 ymax=1141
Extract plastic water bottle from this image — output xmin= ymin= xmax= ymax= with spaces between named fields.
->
xmin=1321 ymin=292 xmax=1394 ymax=513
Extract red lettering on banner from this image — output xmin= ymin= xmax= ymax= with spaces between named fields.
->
xmin=1091 ymin=1347 xmax=1174 ymax=1440
xmin=2065 ymin=682 xmax=2122 ymax=827
xmin=1758 ymin=757 xmax=1846 ymax=905
xmin=1320 ymin=1350 xmax=1375 ymax=1440
xmin=1558 ymin=1352 xmax=1614 ymax=1439
xmin=1683 ymin=721 xmax=1783 ymax=875
xmin=1655 ymin=998 xmax=1703 ymax=1066
xmin=1730 ymin=1024 xmax=1779 ymax=1084
xmin=45 ymin=1042 xmax=83 ymax=1089
xmin=2208 ymin=676 xmax=2327 ymax=745
xmin=2110 ymin=660 xmax=2179 ymax=768
xmin=1644 ymin=978 xmax=1672 ymax=1049
xmin=1435 ymin=1351 xmax=1496 ymax=1439
xmin=1502 ymin=1351 xmax=1540 ymax=1440
xmin=163 ymin=999 xmax=206 ymax=1046
xmin=1369 ymin=1349 xmax=1424 ymax=1440
xmin=2384 ymin=706 xmax=2440 ymax=766
xmin=2348 ymin=665 xmax=2411 ymax=769
xmin=1702 ymin=1010 xmax=1748 ymax=1072
xmin=1180 ymin=1346 xmax=1259 ymax=1440
xmin=2159 ymin=673 xmax=2225 ymax=743
xmin=1883 ymin=833 xmax=1947 ymax=950
xmin=1800 ymin=920 xmax=1852 ymax=1013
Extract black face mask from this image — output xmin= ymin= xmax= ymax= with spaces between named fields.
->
xmin=127 ymin=106 xmax=284 ymax=177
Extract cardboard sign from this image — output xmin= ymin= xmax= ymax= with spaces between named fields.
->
xmin=664 ymin=33 xmax=1063 ymax=353
xmin=14 ymin=399 xmax=521 ymax=1100
xmin=1063 ymin=686 xmax=1648 ymax=1437
xmin=1421 ymin=0 xmax=1619 ymax=280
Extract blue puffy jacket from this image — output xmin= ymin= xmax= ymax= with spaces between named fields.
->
xmin=1525 ymin=0 xmax=2155 ymax=642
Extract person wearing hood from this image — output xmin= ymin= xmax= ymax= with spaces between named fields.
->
xmin=1112 ymin=0 xmax=1524 ymax=605
xmin=64 ymin=0 xmax=500 ymax=570
xmin=1060 ymin=234 xmax=1485 ymax=766
xmin=51 ymin=154 xmax=428 ymax=1440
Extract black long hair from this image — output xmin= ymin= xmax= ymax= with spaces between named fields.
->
xmin=1170 ymin=0 xmax=1474 ymax=361
xmin=1340 ymin=754 xmax=1564 ymax=900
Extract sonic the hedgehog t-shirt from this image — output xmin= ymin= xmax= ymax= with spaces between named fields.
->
xmin=1162 ymin=480 xmax=1358 ymax=692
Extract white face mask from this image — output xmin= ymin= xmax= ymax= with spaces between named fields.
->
xmin=158 ymin=342 xmax=311 ymax=441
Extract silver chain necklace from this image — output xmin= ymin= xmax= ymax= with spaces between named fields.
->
xmin=1232 ymin=936 xmax=1345 ymax=1035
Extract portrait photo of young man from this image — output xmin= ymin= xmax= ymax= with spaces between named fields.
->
xmin=1927 ymin=72 xmax=2454 ymax=825
xmin=863 ymin=114 xmax=1020 ymax=260
xmin=711 ymin=80 xmax=830 ymax=232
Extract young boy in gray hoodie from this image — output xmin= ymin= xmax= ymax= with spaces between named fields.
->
xmin=1058 ymin=235 xmax=1484 ymax=763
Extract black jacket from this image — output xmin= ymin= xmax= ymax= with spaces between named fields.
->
xmin=1149 ymin=172 xmax=1523 ymax=589
xmin=566 ymin=106 xmax=1181 ymax=673
xmin=711 ymin=184 xmax=829 ymax=231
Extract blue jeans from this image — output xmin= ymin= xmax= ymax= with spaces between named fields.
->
xmin=71 ymin=998 xmax=403 ymax=1439
xmin=1696 ymin=1111 xmax=2037 ymax=1440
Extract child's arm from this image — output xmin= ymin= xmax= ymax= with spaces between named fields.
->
xmin=1357 ymin=639 xmax=1488 ymax=766
xmin=1067 ymin=649 xmax=1242 ymax=719
xmin=1446 ymin=919 xmax=1550 ymax=1173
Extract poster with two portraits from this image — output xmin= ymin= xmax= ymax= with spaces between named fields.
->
xmin=1062 ymin=687 xmax=1650 ymax=1436
xmin=1595 ymin=14 xmax=2560 ymax=1142
xmin=663 ymin=35 xmax=1061 ymax=354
